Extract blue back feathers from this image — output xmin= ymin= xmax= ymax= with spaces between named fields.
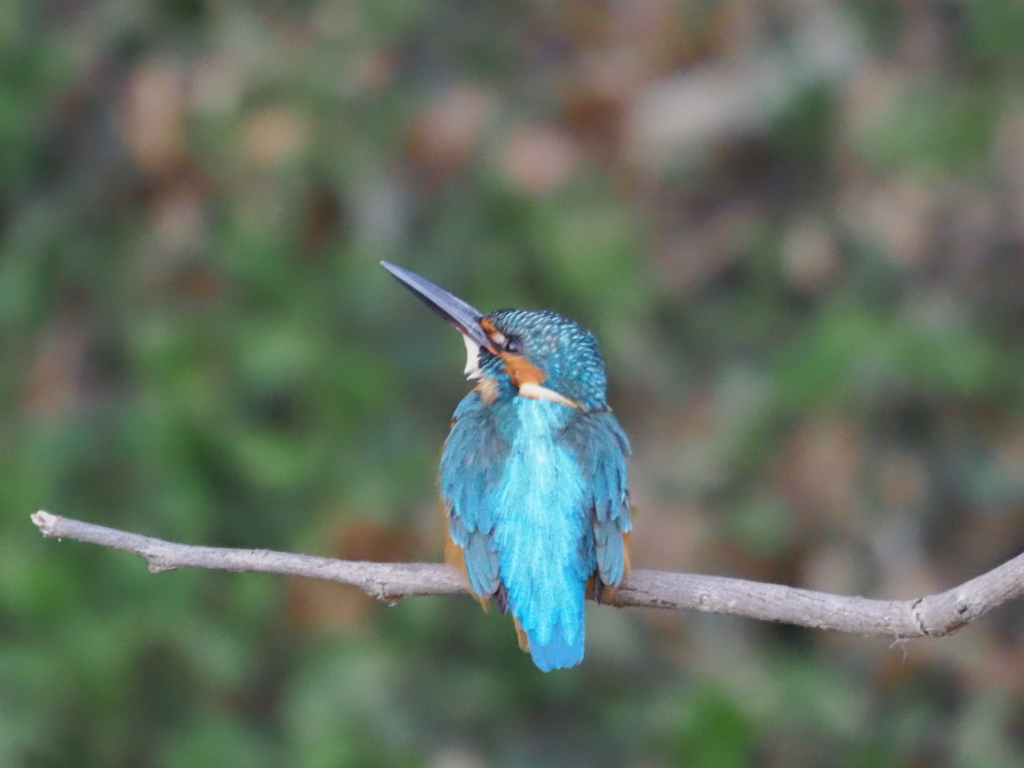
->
xmin=441 ymin=309 xmax=631 ymax=671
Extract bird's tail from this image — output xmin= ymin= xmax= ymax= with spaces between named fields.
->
xmin=516 ymin=615 xmax=585 ymax=671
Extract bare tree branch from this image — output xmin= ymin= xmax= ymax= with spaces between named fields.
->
xmin=31 ymin=510 xmax=1024 ymax=640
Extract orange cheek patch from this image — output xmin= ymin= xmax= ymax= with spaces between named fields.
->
xmin=498 ymin=352 xmax=545 ymax=388
xmin=479 ymin=317 xmax=549 ymax=389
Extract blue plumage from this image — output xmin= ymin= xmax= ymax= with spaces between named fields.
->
xmin=382 ymin=262 xmax=631 ymax=671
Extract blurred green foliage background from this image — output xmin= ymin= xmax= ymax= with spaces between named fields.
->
xmin=3 ymin=1 xmax=1024 ymax=766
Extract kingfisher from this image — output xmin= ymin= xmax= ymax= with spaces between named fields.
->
xmin=382 ymin=261 xmax=632 ymax=671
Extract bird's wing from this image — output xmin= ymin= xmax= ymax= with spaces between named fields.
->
xmin=440 ymin=392 xmax=509 ymax=598
xmin=561 ymin=409 xmax=632 ymax=586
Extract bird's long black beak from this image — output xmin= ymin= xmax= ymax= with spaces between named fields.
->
xmin=381 ymin=262 xmax=493 ymax=351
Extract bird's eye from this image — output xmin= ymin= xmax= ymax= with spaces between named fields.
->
xmin=505 ymin=337 xmax=523 ymax=355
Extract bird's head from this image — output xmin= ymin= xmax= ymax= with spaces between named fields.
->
xmin=382 ymin=262 xmax=608 ymax=412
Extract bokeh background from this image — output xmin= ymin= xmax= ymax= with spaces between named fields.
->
xmin=4 ymin=1 xmax=1024 ymax=766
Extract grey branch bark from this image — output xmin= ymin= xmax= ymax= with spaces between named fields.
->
xmin=31 ymin=510 xmax=1024 ymax=639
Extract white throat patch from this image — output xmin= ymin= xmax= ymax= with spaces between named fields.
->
xmin=462 ymin=333 xmax=483 ymax=380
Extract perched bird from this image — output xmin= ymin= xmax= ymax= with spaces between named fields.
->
xmin=382 ymin=262 xmax=632 ymax=671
